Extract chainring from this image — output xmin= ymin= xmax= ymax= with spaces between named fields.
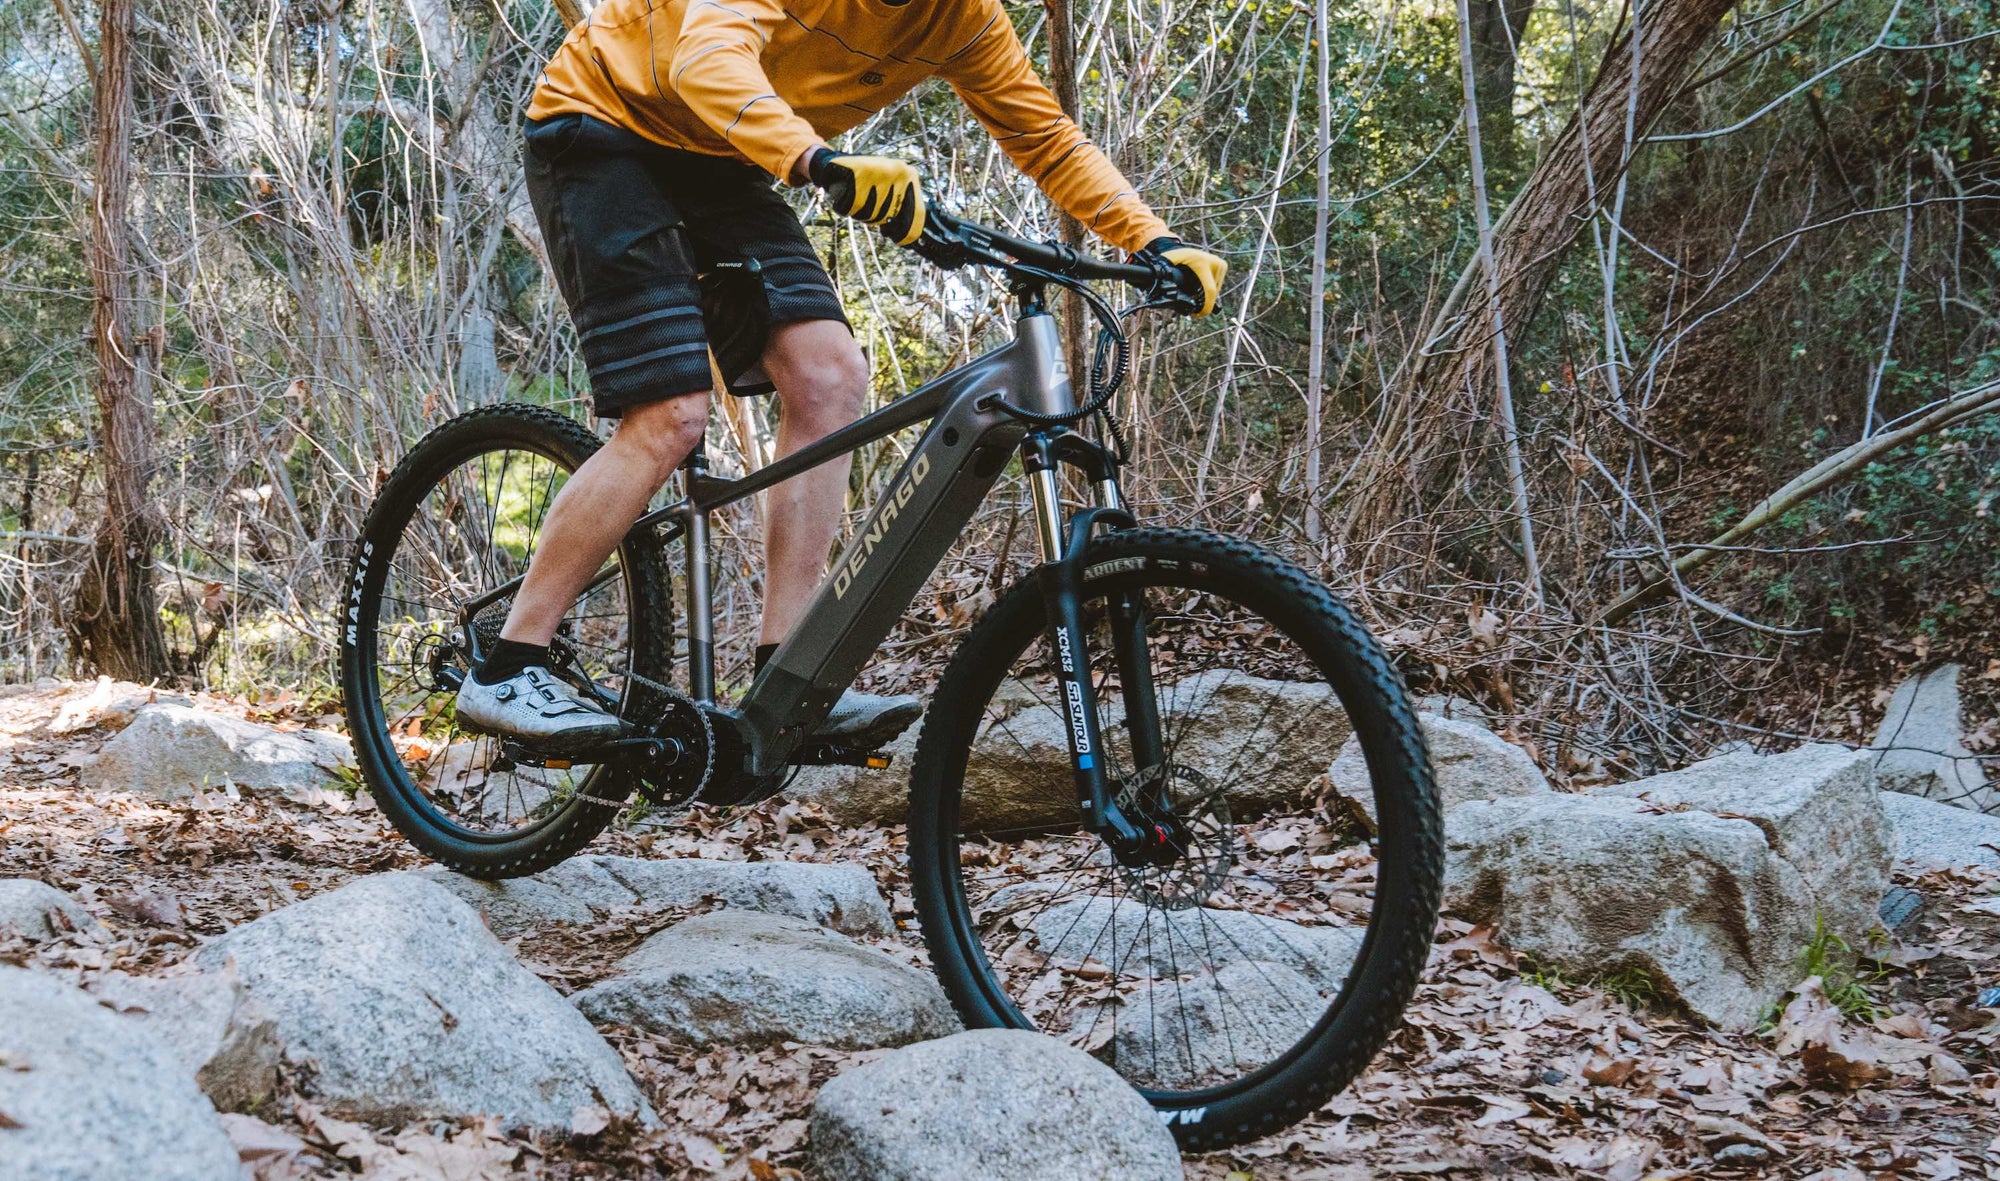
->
xmin=617 ymin=671 xmax=714 ymax=810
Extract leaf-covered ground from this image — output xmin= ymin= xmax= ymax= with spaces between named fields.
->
xmin=4 ymin=679 xmax=1999 ymax=1180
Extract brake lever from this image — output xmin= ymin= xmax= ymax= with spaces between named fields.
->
xmin=910 ymin=221 xmax=973 ymax=270
xmin=1131 ymin=250 xmax=1200 ymax=314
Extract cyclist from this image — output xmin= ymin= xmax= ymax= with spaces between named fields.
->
xmin=456 ymin=0 xmax=1226 ymax=753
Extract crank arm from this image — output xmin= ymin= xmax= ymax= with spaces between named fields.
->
xmin=499 ymin=734 xmax=686 ymax=771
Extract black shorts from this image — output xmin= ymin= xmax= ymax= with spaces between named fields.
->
xmin=522 ymin=114 xmax=849 ymax=417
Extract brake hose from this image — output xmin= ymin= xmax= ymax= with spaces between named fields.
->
xmin=983 ymin=267 xmax=1136 ymax=428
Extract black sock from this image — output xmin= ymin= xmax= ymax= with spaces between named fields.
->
xmin=755 ymin=643 xmax=779 ymax=675
xmin=474 ymin=638 xmax=550 ymax=685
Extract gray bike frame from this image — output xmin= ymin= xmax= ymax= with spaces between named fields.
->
xmin=648 ymin=307 xmax=1096 ymax=777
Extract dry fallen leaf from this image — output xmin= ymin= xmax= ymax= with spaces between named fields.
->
xmin=1583 ymin=1055 xmax=1638 ymax=1087
xmin=681 ymin=1133 xmax=728 ymax=1172
xmin=1774 ymin=978 xmax=1888 ymax=1089
xmin=221 ymin=1112 xmax=308 ymax=1160
xmin=105 ymin=888 xmax=185 ymax=930
xmin=1690 ymin=1113 xmax=1782 ymax=1157
xmin=1472 ymin=1094 xmax=1532 ymax=1127
xmin=569 ymin=1104 xmax=612 ymax=1136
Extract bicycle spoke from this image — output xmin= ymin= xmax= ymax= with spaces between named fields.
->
xmin=358 ymin=437 xmax=644 ymax=840
xmin=934 ymin=555 xmax=1411 ymax=1106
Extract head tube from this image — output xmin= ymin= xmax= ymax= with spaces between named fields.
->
xmin=1009 ymin=312 xmax=1077 ymax=420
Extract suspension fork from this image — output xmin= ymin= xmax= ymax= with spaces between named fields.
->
xmin=1023 ymin=435 xmax=1163 ymax=856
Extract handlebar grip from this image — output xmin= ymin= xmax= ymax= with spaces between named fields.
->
xmin=882 ymin=190 xmax=922 ymax=246
xmin=1164 ymin=263 xmax=1205 ymax=313
xmin=821 ymin=175 xmax=856 ymax=218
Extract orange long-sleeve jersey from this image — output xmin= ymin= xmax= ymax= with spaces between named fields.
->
xmin=527 ymin=0 xmax=1172 ymax=253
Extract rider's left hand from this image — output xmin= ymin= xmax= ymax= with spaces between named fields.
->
xmin=1136 ymin=237 xmax=1226 ymax=316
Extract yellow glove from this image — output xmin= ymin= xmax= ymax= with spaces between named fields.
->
xmin=1140 ymin=237 xmax=1226 ymax=316
xmin=807 ymin=150 xmax=927 ymax=246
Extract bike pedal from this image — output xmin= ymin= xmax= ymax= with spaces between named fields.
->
xmin=791 ymin=742 xmax=894 ymax=769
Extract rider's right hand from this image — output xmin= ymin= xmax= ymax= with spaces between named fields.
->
xmin=807 ymin=149 xmax=926 ymax=247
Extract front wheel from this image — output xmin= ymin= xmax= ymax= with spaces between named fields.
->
xmin=907 ymin=528 xmax=1442 ymax=1150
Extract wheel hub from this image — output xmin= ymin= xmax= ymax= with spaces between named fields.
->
xmin=1111 ymin=764 xmax=1233 ymax=909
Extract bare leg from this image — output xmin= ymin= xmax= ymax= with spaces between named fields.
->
xmin=754 ymin=320 xmax=870 ymax=645
xmin=499 ymin=393 xmax=711 ymax=645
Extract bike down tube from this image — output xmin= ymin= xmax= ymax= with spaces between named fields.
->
xmin=732 ymin=316 xmax=1070 ymax=775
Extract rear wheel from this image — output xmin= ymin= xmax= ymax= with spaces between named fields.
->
xmin=339 ymin=403 xmax=674 ymax=879
xmin=908 ymin=528 xmax=1442 ymax=1150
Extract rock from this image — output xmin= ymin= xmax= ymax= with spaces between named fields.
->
xmin=1593 ymin=744 xmax=1889 ymax=942
xmin=427 ymin=854 xmax=892 ymax=937
xmin=1414 ymin=693 xmax=1492 ymax=723
xmin=193 ymin=873 xmax=650 ymax=1129
xmin=1150 ymin=670 xmax=1351 ymax=813
xmin=1008 ymin=892 xmax=1362 ymax=991
xmin=573 ymin=911 xmax=957 ymax=1048
xmin=424 ymin=856 xmax=637 ymax=931
xmin=1110 ymin=960 xmax=1322 ymax=1088
xmin=83 ymin=704 xmax=353 ymax=801
xmin=0 ymin=966 xmax=240 ymax=1181
xmin=1879 ymin=791 xmax=2000 ymax=869
xmin=1330 ymin=712 xmax=1548 ymax=831
xmin=47 ymin=677 xmax=192 ymax=735
xmin=0 ymin=880 xmax=99 ymax=942
xmin=810 ymin=1028 xmax=1180 ymax=1181
xmin=1871 ymin=665 xmax=1994 ymax=810
xmin=790 ymin=672 xmax=1348 ymax=829
xmin=1444 ymin=794 xmax=1816 ymax=1030
xmin=89 ymin=969 xmax=281 ymax=1112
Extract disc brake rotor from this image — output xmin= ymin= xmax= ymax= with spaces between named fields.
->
xmin=1115 ymin=764 xmax=1233 ymax=910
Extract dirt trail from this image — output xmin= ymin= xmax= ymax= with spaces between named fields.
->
xmin=3 ymin=679 xmax=1997 ymax=1179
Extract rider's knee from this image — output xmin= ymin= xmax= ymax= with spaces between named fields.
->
xmin=782 ymin=345 xmax=869 ymax=430
xmin=611 ymin=394 xmax=708 ymax=484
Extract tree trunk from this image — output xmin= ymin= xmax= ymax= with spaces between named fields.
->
xmin=1303 ymin=0 xmax=1333 ymax=542
xmin=1456 ymin=0 xmax=1543 ymax=601
xmin=73 ymin=0 xmax=171 ymax=682
xmin=1419 ymin=0 xmax=1741 ymax=403
xmin=1468 ymin=0 xmax=1536 ymax=150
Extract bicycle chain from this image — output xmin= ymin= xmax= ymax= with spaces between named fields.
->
xmin=562 ymin=669 xmax=714 ymax=813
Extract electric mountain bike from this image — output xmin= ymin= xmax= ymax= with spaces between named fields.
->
xmin=339 ymin=207 xmax=1443 ymax=1149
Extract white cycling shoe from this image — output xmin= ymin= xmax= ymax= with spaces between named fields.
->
xmin=454 ymin=666 xmax=623 ymax=754
xmin=813 ymin=688 xmax=922 ymax=750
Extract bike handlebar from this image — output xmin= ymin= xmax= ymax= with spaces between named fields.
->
xmin=912 ymin=206 xmax=1197 ymax=311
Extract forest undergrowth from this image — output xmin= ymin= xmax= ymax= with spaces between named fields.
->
xmin=0 ymin=0 xmax=1993 ymax=788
